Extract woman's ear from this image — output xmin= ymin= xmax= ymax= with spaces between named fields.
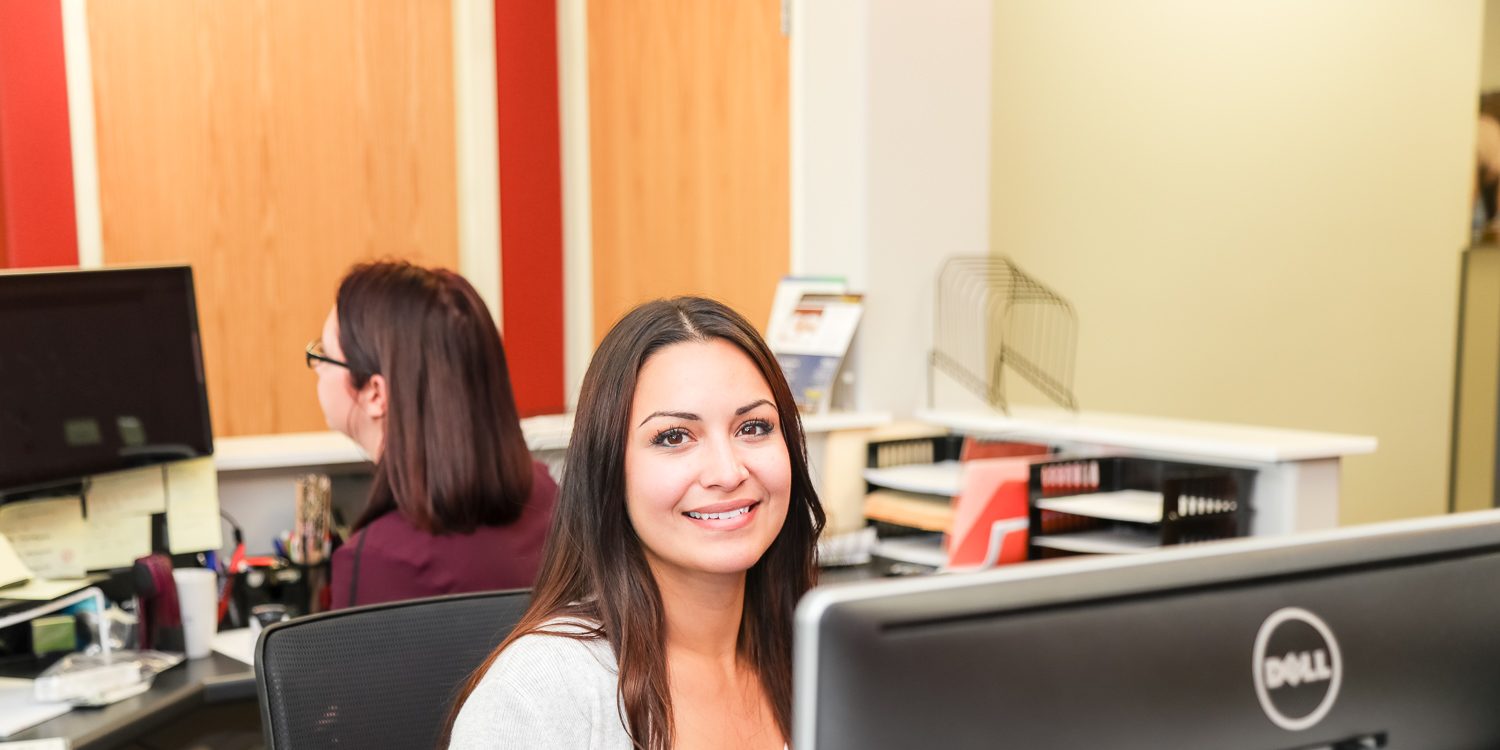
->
xmin=359 ymin=373 xmax=389 ymax=421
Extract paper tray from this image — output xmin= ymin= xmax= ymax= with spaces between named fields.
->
xmin=1034 ymin=490 xmax=1164 ymax=524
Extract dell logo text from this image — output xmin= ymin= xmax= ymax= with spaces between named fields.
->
xmin=1264 ymin=649 xmax=1334 ymax=689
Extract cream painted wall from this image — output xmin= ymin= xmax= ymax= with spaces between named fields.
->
xmin=990 ymin=1 xmax=1481 ymax=524
xmin=1483 ymin=0 xmax=1500 ymax=90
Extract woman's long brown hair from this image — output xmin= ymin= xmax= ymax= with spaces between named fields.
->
xmin=446 ymin=297 xmax=825 ymax=749
xmin=336 ymin=260 xmax=534 ymax=534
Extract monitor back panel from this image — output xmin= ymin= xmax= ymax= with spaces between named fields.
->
xmin=806 ymin=548 xmax=1500 ymax=749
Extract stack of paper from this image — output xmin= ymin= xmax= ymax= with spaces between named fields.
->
xmin=863 ymin=490 xmax=954 ymax=532
xmin=0 ymin=678 xmax=71 ymax=739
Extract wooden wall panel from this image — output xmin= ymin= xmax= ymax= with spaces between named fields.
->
xmin=87 ymin=0 xmax=458 ymax=436
xmin=588 ymin=0 xmax=789 ymax=339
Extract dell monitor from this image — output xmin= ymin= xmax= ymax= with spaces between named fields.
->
xmin=796 ymin=509 xmax=1500 ymax=749
xmin=0 ymin=265 xmax=213 ymax=496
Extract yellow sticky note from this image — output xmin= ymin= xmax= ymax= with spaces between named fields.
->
xmin=0 ymin=497 xmax=87 ymax=579
xmin=0 ymin=533 xmax=33 ymax=589
xmin=87 ymin=466 xmax=166 ymax=521
xmin=82 ymin=513 xmax=151 ymax=571
xmin=0 ymin=577 xmax=91 ymax=601
xmin=166 ymin=457 xmax=223 ymax=553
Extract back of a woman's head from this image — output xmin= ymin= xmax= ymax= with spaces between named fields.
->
xmin=337 ymin=260 xmax=533 ymax=534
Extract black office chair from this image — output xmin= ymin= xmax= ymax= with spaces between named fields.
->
xmin=255 ymin=589 xmax=530 ymax=750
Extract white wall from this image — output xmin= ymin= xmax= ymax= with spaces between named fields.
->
xmin=989 ymin=0 xmax=1482 ymax=524
xmin=793 ymin=0 xmax=993 ymax=415
xmin=557 ymin=0 xmax=592 ymax=411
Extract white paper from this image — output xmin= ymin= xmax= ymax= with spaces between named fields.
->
xmin=81 ymin=513 xmax=151 ymax=572
xmin=166 ymin=457 xmax=223 ymax=553
xmin=1031 ymin=529 xmax=1161 ymax=554
xmin=0 ymin=578 xmax=91 ymax=602
xmin=0 ymin=535 xmax=33 ymax=589
xmin=0 ymin=498 xmax=87 ymax=579
xmin=767 ymin=296 xmax=864 ymax=357
xmin=1034 ymin=490 xmax=1165 ymax=524
xmin=212 ymin=627 xmax=257 ymax=666
xmin=0 ymin=678 xmax=71 ymax=739
xmin=86 ymin=466 xmax=166 ymax=521
xmin=765 ymin=276 xmax=845 ymax=341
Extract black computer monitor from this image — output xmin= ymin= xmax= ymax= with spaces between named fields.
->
xmin=795 ymin=509 xmax=1500 ymax=749
xmin=0 ymin=265 xmax=213 ymax=496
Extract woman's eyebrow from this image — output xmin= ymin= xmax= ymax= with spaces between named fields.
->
xmin=639 ymin=410 xmax=699 ymax=427
xmin=637 ymin=399 xmax=772 ymax=427
xmin=735 ymin=399 xmax=773 ymax=416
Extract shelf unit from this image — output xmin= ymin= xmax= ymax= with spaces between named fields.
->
xmin=859 ymin=434 xmax=963 ymax=565
xmin=1027 ymin=455 xmax=1252 ymax=560
xmin=917 ymin=407 xmax=1377 ymax=536
xmin=859 ymin=434 xmax=1048 ymax=568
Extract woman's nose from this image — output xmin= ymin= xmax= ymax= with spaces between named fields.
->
xmin=699 ymin=437 xmax=749 ymax=490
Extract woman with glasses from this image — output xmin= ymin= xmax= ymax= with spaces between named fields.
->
xmin=307 ymin=260 xmax=556 ymax=608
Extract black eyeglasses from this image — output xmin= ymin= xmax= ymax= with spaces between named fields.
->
xmin=305 ymin=339 xmax=350 ymax=370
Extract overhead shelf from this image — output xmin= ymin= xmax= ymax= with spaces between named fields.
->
xmin=916 ymin=407 xmax=1377 ymax=465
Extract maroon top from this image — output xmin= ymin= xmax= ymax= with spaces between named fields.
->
xmin=330 ymin=460 xmax=557 ymax=609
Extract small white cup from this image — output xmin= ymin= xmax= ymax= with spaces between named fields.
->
xmin=173 ymin=568 xmax=218 ymax=659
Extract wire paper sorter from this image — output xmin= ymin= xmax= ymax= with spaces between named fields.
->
xmin=929 ymin=256 xmax=1079 ymax=413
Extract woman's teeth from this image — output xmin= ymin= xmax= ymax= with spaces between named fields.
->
xmin=686 ymin=505 xmax=752 ymax=521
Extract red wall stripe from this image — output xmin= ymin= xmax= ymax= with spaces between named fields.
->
xmin=495 ymin=0 xmax=566 ymax=416
xmin=0 ymin=0 xmax=80 ymax=269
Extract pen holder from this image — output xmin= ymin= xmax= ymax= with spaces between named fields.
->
xmin=227 ymin=561 xmax=329 ymax=626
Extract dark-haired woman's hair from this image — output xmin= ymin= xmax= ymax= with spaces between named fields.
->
xmin=336 ymin=260 xmax=533 ymax=534
xmin=447 ymin=296 xmax=825 ymax=749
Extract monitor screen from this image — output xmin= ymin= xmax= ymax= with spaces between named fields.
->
xmin=796 ymin=509 xmax=1500 ymax=750
xmin=0 ymin=266 xmax=213 ymax=495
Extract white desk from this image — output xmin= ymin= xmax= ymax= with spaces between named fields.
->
xmin=916 ymin=407 xmax=1378 ymax=535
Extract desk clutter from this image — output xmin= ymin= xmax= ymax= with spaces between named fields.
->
xmin=0 ymin=471 xmax=342 ymax=739
xmin=853 ymin=431 xmax=1257 ymax=573
xmin=0 ymin=583 xmax=189 ymax=738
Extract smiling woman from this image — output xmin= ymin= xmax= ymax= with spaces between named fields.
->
xmin=446 ymin=297 xmax=824 ymax=750
xmin=626 ymin=339 xmax=793 ymax=584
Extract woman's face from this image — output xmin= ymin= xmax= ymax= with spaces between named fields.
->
xmin=313 ymin=307 xmax=381 ymax=456
xmin=624 ymin=338 xmax=792 ymax=581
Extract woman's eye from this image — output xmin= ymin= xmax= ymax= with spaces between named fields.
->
xmin=739 ymin=420 xmax=773 ymax=437
xmin=652 ymin=428 xmax=689 ymax=447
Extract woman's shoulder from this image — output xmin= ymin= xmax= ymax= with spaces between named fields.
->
xmin=449 ymin=618 xmax=623 ymax=748
xmin=493 ymin=617 xmax=615 ymax=677
xmin=528 ymin=459 xmax=559 ymax=501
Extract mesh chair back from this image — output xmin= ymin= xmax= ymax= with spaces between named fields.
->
xmin=255 ymin=589 xmax=530 ymax=750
